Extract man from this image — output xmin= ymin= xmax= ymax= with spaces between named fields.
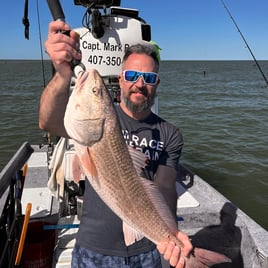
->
xmin=39 ymin=20 xmax=192 ymax=268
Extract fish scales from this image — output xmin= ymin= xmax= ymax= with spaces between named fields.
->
xmin=90 ymin=117 xmax=174 ymax=244
xmin=64 ymin=69 xmax=232 ymax=267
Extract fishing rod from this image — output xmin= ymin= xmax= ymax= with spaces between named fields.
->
xmin=220 ymin=0 xmax=268 ymax=86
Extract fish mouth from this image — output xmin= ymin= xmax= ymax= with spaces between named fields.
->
xmin=67 ymin=118 xmax=105 ymax=146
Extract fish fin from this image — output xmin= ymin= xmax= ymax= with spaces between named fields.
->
xmin=122 ymin=222 xmax=144 ymax=246
xmin=72 ymin=153 xmax=84 ymax=183
xmin=186 ymin=247 xmax=231 ymax=268
xmin=127 ymin=146 xmax=148 ymax=176
xmin=80 ymin=147 xmax=99 ymax=184
xmin=140 ymin=178 xmax=178 ymax=232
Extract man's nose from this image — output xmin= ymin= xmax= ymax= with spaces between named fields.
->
xmin=134 ymin=75 xmax=145 ymax=86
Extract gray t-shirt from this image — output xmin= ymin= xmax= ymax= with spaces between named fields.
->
xmin=76 ymin=105 xmax=183 ymax=257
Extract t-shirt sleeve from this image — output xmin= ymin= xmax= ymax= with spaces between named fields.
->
xmin=159 ymin=124 xmax=183 ymax=170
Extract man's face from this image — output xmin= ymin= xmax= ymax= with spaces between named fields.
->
xmin=118 ymin=53 xmax=160 ymax=114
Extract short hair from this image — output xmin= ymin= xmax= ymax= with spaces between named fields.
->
xmin=122 ymin=43 xmax=159 ymax=72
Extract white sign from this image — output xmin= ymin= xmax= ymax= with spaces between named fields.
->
xmin=75 ymin=15 xmax=148 ymax=77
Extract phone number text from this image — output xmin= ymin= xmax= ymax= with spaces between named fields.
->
xmin=87 ymin=55 xmax=122 ymax=66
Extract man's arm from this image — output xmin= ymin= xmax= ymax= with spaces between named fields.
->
xmin=155 ymin=167 xmax=193 ymax=267
xmin=154 ymin=165 xmax=178 ymax=219
xmin=39 ymin=20 xmax=81 ymax=137
xmin=39 ymin=72 xmax=70 ymax=137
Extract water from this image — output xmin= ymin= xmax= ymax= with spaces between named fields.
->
xmin=1 ymin=60 xmax=268 ymax=230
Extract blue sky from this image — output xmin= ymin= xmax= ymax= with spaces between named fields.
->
xmin=1 ymin=0 xmax=268 ymax=60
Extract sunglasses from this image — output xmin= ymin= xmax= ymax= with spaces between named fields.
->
xmin=122 ymin=70 xmax=159 ymax=85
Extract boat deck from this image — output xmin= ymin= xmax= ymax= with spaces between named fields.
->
xmin=2 ymin=143 xmax=268 ymax=268
xmin=177 ymin=167 xmax=268 ymax=268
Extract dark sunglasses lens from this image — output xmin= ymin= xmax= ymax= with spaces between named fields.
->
xmin=125 ymin=71 xmax=139 ymax=82
xmin=143 ymin=73 xmax=157 ymax=84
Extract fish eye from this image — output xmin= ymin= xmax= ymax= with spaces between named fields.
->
xmin=92 ymin=87 xmax=99 ymax=95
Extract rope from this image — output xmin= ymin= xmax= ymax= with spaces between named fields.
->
xmin=22 ymin=0 xmax=30 ymax=39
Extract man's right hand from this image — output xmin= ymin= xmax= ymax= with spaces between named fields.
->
xmin=45 ymin=21 xmax=81 ymax=77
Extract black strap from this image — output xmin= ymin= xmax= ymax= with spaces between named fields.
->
xmin=22 ymin=0 xmax=30 ymax=39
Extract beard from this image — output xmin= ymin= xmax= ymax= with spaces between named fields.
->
xmin=121 ymin=88 xmax=156 ymax=114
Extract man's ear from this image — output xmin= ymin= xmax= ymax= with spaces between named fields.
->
xmin=118 ymin=73 xmax=123 ymax=86
xmin=156 ymin=77 xmax=160 ymax=86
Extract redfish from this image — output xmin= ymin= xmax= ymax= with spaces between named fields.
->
xmin=64 ymin=70 xmax=231 ymax=267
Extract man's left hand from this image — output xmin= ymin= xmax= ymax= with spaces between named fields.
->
xmin=157 ymin=231 xmax=193 ymax=268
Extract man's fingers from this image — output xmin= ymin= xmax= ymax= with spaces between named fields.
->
xmin=177 ymin=231 xmax=193 ymax=257
xmin=169 ymin=246 xmax=181 ymax=267
xmin=70 ymin=30 xmax=80 ymax=44
xmin=48 ymin=21 xmax=70 ymax=35
xmin=45 ymin=33 xmax=81 ymax=63
xmin=163 ymin=241 xmax=175 ymax=261
xmin=175 ymin=254 xmax=185 ymax=268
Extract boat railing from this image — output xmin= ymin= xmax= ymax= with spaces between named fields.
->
xmin=0 ymin=142 xmax=34 ymax=268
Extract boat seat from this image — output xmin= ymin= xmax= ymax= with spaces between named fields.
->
xmin=62 ymin=139 xmax=85 ymax=215
xmin=63 ymin=139 xmax=85 ymax=183
xmin=64 ymin=150 xmax=76 ymax=182
xmin=176 ymin=182 xmax=199 ymax=210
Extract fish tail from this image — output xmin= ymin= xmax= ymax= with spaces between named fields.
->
xmin=185 ymin=247 xmax=231 ymax=268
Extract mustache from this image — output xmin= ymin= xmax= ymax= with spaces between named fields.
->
xmin=129 ymin=87 xmax=148 ymax=96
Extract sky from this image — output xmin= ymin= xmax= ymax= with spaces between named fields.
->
xmin=1 ymin=0 xmax=268 ymax=60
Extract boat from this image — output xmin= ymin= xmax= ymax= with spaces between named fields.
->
xmin=2 ymin=141 xmax=268 ymax=268
xmin=1 ymin=0 xmax=268 ymax=267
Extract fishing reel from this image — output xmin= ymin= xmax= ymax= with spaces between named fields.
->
xmin=75 ymin=0 xmax=121 ymax=39
xmin=74 ymin=0 xmax=121 ymax=9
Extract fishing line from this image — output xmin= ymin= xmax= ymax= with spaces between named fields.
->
xmin=220 ymin=0 xmax=268 ymax=86
xmin=36 ymin=0 xmax=47 ymax=89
